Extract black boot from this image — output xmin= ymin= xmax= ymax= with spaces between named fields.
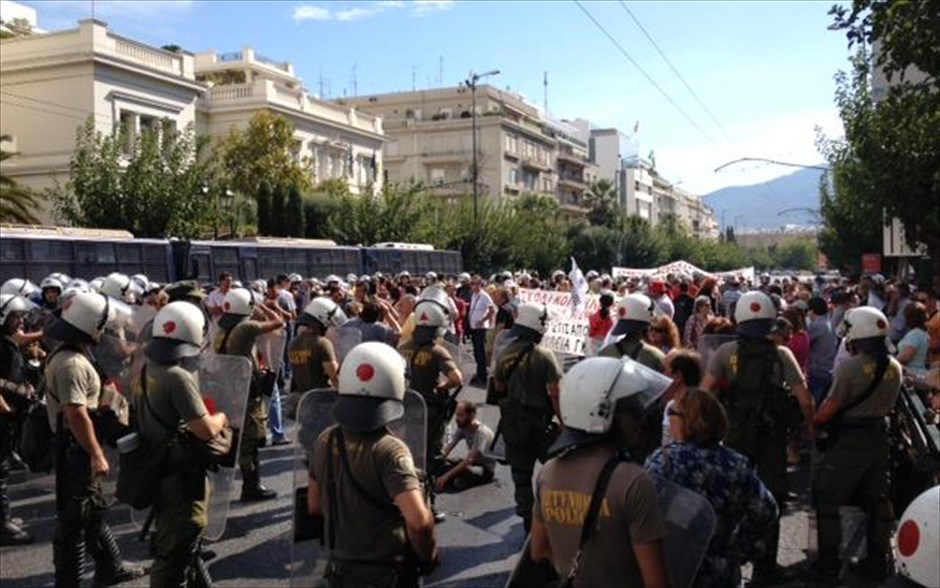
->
xmin=53 ymin=532 xmax=85 ymax=588
xmin=88 ymin=519 xmax=146 ymax=586
xmin=240 ymin=470 xmax=276 ymax=501
xmin=189 ymin=542 xmax=214 ymax=588
xmin=0 ymin=477 xmax=33 ymax=546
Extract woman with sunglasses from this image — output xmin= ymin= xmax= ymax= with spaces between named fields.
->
xmin=646 ymin=388 xmax=778 ymax=588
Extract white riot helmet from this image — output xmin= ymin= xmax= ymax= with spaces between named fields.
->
xmin=346 ymin=273 xmax=358 ymax=284
xmin=289 ymin=273 xmax=303 ymax=284
xmin=40 ymin=274 xmax=65 ymax=292
xmin=298 ymin=297 xmax=347 ymax=330
xmin=610 ymin=293 xmax=655 ymax=337
xmin=514 ymin=303 xmax=550 ymax=335
xmin=425 ymin=271 xmax=438 ymax=284
xmin=334 ymin=341 xmax=407 ymax=432
xmin=414 ymin=299 xmax=449 ymax=328
xmin=218 ymin=288 xmax=254 ymax=330
xmin=1 ymin=278 xmax=38 ymax=299
xmin=552 ymin=356 xmax=673 ymax=455
xmin=0 ymin=294 xmax=32 ymax=324
xmin=249 ymin=279 xmax=267 ymax=294
xmin=895 ymin=486 xmax=939 ymax=588
xmin=145 ymin=301 xmax=206 ymax=363
xmin=130 ymin=274 xmax=149 ymax=295
xmin=45 ymin=292 xmax=115 ymax=344
xmin=100 ymin=272 xmax=133 ymax=301
xmin=458 ymin=272 xmax=471 ymax=284
xmin=734 ymin=291 xmax=777 ymax=339
xmin=841 ymin=306 xmax=889 ymax=343
xmin=89 ymin=277 xmax=105 ymax=292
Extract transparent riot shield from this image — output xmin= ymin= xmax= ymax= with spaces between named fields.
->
xmin=290 ymin=388 xmax=427 ymax=588
xmin=327 ymin=325 xmax=362 ymax=364
xmin=652 ymin=474 xmax=717 ymax=588
xmin=506 ymin=470 xmax=716 ymax=588
xmin=443 ymin=340 xmax=472 ymax=385
xmin=257 ymin=328 xmax=288 ymax=373
xmin=697 ymin=334 xmax=737 ymax=373
xmin=489 ymin=330 xmax=518 ymax=379
xmin=128 ymin=354 xmax=253 ymax=541
xmin=128 ymin=305 xmax=157 ymax=344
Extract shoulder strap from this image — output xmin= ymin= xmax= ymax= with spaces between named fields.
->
xmin=325 ymin=429 xmax=339 ymax=549
xmin=565 ymin=451 xmax=628 ymax=583
xmin=499 ymin=342 xmax=535 ymax=384
xmin=219 ymin=328 xmax=234 ymax=355
xmin=334 ymin=428 xmax=401 ymax=518
xmin=615 ymin=338 xmax=641 ymax=360
xmin=834 ymin=355 xmax=890 ymax=419
xmin=139 ymin=365 xmax=180 ymax=434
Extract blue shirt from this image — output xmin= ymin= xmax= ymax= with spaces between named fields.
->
xmin=646 ymin=441 xmax=778 ymax=588
xmin=898 ymin=327 xmax=929 ymax=370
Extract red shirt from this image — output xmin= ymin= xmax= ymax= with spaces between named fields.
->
xmin=589 ymin=310 xmax=613 ymax=339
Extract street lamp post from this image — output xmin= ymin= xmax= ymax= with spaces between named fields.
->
xmin=464 ymin=69 xmax=500 ymax=224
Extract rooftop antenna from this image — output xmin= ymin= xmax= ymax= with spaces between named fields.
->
xmin=318 ymin=67 xmax=324 ymax=98
xmin=351 ymin=63 xmax=358 ymax=96
xmin=543 ymin=71 xmax=548 ymax=115
xmin=411 ymin=63 xmax=416 ymax=91
xmin=438 ymin=55 xmax=443 ymax=87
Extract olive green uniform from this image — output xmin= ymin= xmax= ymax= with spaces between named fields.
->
xmin=494 ymin=339 xmax=563 ymax=533
xmin=597 ymin=336 xmax=666 ymax=373
xmin=136 ymin=361 xmax=210 ymax=587
xmin=311 ymin=425 xmax=423 ymax=587
xmin=706 ymin=339 xmax=805 ymax=579
xmin=815 ymin=354 xmax=901 ymax=572
xmin=45 ymin=348 xmax=128 ymax=587
xmin=213 ymin=321 xmax=265 ymax=485
xmin=404 ymin=342 xmax=459 ymax=461
xmin=288 ymin=331 xmax=336 ymax=394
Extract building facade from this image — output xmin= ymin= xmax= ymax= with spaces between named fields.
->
xmin=343 ymin=85 xmax=597 ymax=217
xmin=194 ymin=48 xmax=385 ymax=195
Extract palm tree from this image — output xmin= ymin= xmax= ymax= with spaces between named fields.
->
xmin=583 ymin=178 xmax=619 ymax=228
xmin=0 ymin=134 xmax=42 ymax=224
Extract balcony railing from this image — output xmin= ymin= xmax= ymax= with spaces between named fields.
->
xmin=218 ymin=51 xmax=243 ymax=62
xmin=521 ymin=158 xmax=552 ymax=172
xmin=114 ymin=37 xmax=180 ymax=75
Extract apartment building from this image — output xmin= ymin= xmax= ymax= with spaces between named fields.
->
xmin=651 ymin=172 xmax=719 ymax=239
xmin=194 ymin=48 xmax=385 ymax=195
xmin=0 ymin=18 xmax=204 ymax=217
xmin=343 ymin=85 xmax=597 ymax=217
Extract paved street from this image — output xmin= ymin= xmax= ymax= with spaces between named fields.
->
xmin=0 ymin=371 xmax=873 ymax=587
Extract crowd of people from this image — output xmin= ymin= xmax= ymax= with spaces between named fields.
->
xmin=0 ymin=265 xmax=938 ymax=587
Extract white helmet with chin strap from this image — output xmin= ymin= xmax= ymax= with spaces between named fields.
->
xmin=333 ymin=342 xmax=408 ymax=432
xmin=40 ymin=274 xmax=66 ymax=291
xmin=841 ymin=306 xmax=889 ymax=342
xmin=47 ymin=292 xmax=115 ymax=343
xmin=145 ymin=301 xmax=206 ymax=362
xmin=0 ymin=294 xmax=32 ymax=324
xmin=515 ymin=303 xmax=550 ymax=334
xmin=1 ymin=278 xmax=38 ymax=299
xmin=100 ymin=272 xmax=133 ymax=301
xmin=221 ymin=288 xmax=254 ymax=316
xmin=298 ymin=297 xmax=347 ymax=329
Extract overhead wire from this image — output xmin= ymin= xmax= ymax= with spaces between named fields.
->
xmin=572 ymin=0 xmax=722 ymax=150
xmin=617 ymin=0 xmax=734 ymax=143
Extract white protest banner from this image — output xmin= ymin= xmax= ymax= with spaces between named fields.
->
xmin=612 ymin=267 xmax=656 ymax=279
xmin=518 ymin=288 xmax=598 ymax=356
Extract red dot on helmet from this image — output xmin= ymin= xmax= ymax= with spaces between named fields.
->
xmin=897 ymin=519 xmax=920 ymax=557
xmin=163 ymin=321 xmax=176 ymax=334
xmin=750 ymin=302 xmax=761 ymax=312
xmin=356 ymin=364 xmax=375 ymax=382
xmin=876 ymin=319 xmax=886 ymax=329
xmin=419 ymin=312 xmax=429 ymax=323
xmin=619 ymin=307 xmax=626 ymax=317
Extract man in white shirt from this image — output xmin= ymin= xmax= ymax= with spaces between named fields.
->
xmin=435 ymin=401 xmax=496 ymax=492
xmin=204 ymin=272 xmax=233 ymax=343
xmin=468 ymin=276 xmax=495 ymax=385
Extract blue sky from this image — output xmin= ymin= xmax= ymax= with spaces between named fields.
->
xmin=21 ymin=0 xmax=853 ymax=195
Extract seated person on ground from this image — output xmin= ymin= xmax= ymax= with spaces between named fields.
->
xmin=435 ymin=401 xmax=496 ymax=492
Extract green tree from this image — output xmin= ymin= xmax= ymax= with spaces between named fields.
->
xmin=271 ymin=183 xmax=286 ymax=237
xmin=50 ymin=118 xmax=218 ymax=238
xmin=218 ymin=109 xmax=312 ymax=200
xmin=256 ymin=181 xmax=272 ymax=235
xmin=568 ymin=224 xmax=619 ymax=273
xmin=583 ymin=179 xmax=620 ymax=229
xmin=824 ymin=4 xmax=940 ymax=277
xmin=285 ymin=184 xmax=305 ymax=237
xmin=619 ymin=215 xmax=665 ymax=267
xmin=0 ymin=134 xmax=42 ymax=224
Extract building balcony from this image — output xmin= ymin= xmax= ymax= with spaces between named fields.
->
xmin=201 ymin=79 xmax=383 ymax=136
xmin=557 ymin=150 xmax=589 ymax=166
xmin=521 ymin=158 xmax=552 ymax=173
xmin=558 ymin=176 xmax=588 ymax=191
xmin=195 ymin=47 xmax=295 ymax=81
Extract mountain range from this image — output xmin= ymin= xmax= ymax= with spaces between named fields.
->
xmin=704 ymin=167 xmax=825 ymax=231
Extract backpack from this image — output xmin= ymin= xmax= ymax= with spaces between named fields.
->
xmin=721 ymin=340 xmax=802 ymax=461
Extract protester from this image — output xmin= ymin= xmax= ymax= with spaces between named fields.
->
xmin=897 ymin=301 xmax=930 ymax=370
xmin=435 ymin=401 xmax=496 ymax=492
xmin=647 ymin=315 xmax=680 ymax=355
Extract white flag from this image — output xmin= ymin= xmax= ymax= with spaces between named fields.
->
xmin=568 ymin=257 xmax=588 ymax=317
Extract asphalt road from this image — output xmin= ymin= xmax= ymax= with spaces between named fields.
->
xmin=0 ymin=353 xmax=885 ymax=587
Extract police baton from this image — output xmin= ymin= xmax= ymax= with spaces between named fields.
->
xmin=138 ymin=507 xmax=155 ymax=542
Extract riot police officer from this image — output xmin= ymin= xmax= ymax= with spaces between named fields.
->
xmin=213 ymin=288 xmax=283 ymax=501
xmin=493 ymin=303 xmax=563 ymax=535
xmin=307 ymin=342 xmax=438 ymax=587
xmin=138 ymin=302 xmax=229 ymax=587
xmin=406 ymin=297 xmax=462 ymax=469
xmin=700 ymin=290 xmax=813 ymax=585
xmin=529 ymin=356 xmax=669 ymax=588
xmin=812 ymin=307 xmax=901 ymax=584
xmin=288 ymin=297 xmax=345 ymax=396
xmin=0 ymin=294 xmax=36 ymax=546
xmin=598 ymin=293 xmax=666 ymax=373
xmin=44 ymin=292 xmax=145 ymax=587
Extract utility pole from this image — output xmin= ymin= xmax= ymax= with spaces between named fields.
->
xmin=351 ymin=63 xmax=358 ymax=96
xmin=543 ymin=71 xmax=548 ymax=114
xmin=412 ymin=63 xmax=416 ymax=91
xmin=465 ymin=69 xmax=500 ymax=224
